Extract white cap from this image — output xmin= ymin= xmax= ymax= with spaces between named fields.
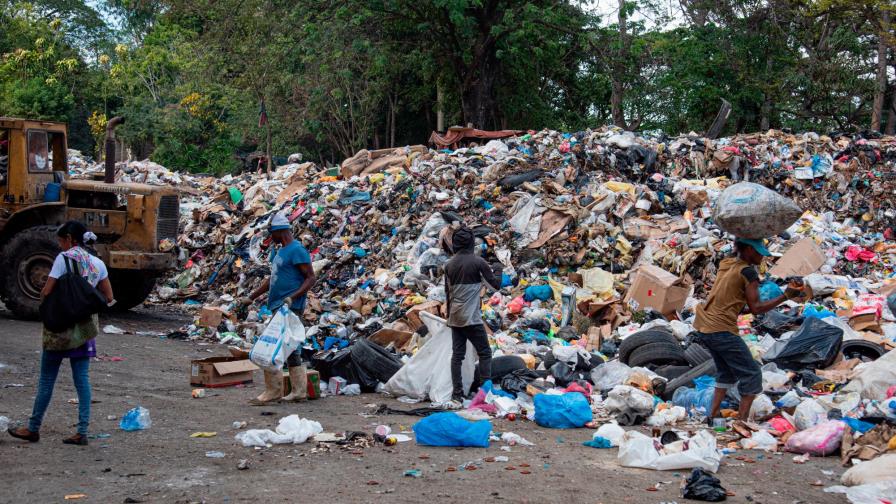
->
xmin=269 ymin=212 xmax=291 ymax=231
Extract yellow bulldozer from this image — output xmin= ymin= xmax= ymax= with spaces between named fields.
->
xmin=0 ymin=116 xmax=179 ymax=318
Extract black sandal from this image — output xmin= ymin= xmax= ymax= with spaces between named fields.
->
xmin=62 ymin=434 xmax=88 ymax=446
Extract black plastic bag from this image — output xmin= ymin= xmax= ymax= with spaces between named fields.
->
xmin=490 ymin=355 xmax=528 ymax=381
xmin=501 ymin=368 xmax=539 ymax=395
xmin=763 ymin=317 xmax=843 ymax=370
xmin=759 ymin=310 xmax=803 ymax=337
xmin=550 ymin=361 xmax=576 ymax=387
xmin=350 ymin=339 xmax=403 ymax=390
xmin=40 ymin=257 xmax=107 ymax=333
xmin=682 ymin=468 xmax=727 ymax=501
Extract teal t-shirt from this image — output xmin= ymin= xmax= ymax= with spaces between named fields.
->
xmin=267 ymin=240 xmax=311 ymax=312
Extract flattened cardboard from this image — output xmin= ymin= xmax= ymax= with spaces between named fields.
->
xmin=191 ymin=356 xmax=258 ymax=387
xmin=624 ymin=264 xmax=691 ymax=315
xmin=770 ymin=238 xmax=826 ymax=278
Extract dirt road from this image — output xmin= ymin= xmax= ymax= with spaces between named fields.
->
xmin=0 ymin=307 xmax=847 ymax=503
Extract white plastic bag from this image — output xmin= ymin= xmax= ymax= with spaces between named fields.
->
xmin=249 ymin=305 xmax=305 ymax=372
xmin=591 ymin=361 xmax=632 ymax=391
xmin=825 ymin=481 xmax=896 ymax=504
xmin=604 ymin=385 xmax=655 ymax=416
xmin=594 ymin=422 xmax=626 ymax=447
xmin=618 ymin=429 xmax=722 ymax=472
xmin=761 ymin=363 xmax=790 ymax=393
xmin=794 ymin=398 xmax=827 ymax=431
xmin=750 ymin=394 xmax=775 ymax=418
xmin=740 ymin=429 xmax=778 ymax=451
xmin=383 ymin=312 xmax=476 ymax=404
xmin=646 ymin=405 xmax=687 ymax=427
xmin=235 ymin=415 xmax=322 ymax=447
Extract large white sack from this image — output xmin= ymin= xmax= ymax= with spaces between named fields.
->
xmin=712 ymin=182 xmax=803 ymax=239
xmin=618 ymin=429 xmax=722 ymax=472
xmin=383 ymin=312 xmax=476 ymax=404
xmin=843 ymin=349 xmax=896 ymax=400
xmin=841 ymin=454 xmax=896 ymax=486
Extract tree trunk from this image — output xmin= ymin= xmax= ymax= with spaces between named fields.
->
xmin=265 ymin=121 xmax=272 ymax=178
xmin=760 ymin=54 xmax=773 ymax=131
xmin=611 ymin=0 xmax=629 ymax=129
xmin=390 ymin=94 xmax=396 ymax=147
xmin=886 ymin=79 xmax=896 ymax=135
xmin=872 ymin=10 xmax=890 ymax=132
xmin=436 ymin=81 xmax=445 ymax=132
xmin=460 ymin=49 xmax=499 ymax=129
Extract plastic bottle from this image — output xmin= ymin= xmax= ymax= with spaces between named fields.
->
xmin=119 ymin=406 xmax=152 ymax=431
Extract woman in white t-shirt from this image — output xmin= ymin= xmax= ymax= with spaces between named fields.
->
xmin=8 ymin=221 xmax=114 ymax=446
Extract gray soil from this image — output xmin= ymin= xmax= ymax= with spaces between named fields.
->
xmin=0 ymin=306 xmax=847 ymax=503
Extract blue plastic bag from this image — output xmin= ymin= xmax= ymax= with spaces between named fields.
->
xmin=759 ymin=281 xmax=783 ymax=302
xmin=842 ymin=417 xmax=875 ymax=434
xmin=534 ymin=393 xmax=592 ymax=429
xmin=523 ymin=285 xmax=553 ymax=302
xmin=672 ymin=375 xmax=718 ymax=416
xmin=803 ymin=305 xmax=836 ymax=319
xmin=120 ymin=406 xmax=152 ymax=431
xmin=413 ymin=412 xmax=491 ymax=447
xmin=583 ymin=436 xmax=612 ymax=448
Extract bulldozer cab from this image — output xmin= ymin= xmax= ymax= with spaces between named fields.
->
xmin=0 ymin=118 xmax=68 ymax=206
xmin=0 ymin=117 xmax=179 ymax=319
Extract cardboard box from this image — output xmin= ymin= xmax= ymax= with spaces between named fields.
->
xmin=198 ymin=306 xmax=233 ymax=328
xmin=369 ymin=328 xmax=414 ymax=351
xmin=190 ymin=357 xmax=258 ymax=387
xmin=625 ymin=264 xmax=691 ymax=315
xmin=770 ymin=238 xmax=826 ymax=278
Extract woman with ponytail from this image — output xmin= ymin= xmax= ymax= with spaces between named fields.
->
xmin=8 ymin=221 xmax=114 ymax=446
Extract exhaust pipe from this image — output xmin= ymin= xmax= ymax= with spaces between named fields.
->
xmin=104 ymin=116 xmax=125 ymax=183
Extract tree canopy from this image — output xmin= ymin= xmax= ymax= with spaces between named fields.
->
xmin=1 ymin=0 xmax=894 ymax=173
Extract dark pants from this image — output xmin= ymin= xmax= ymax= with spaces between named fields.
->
xmin=694 ymin=331 xmax=762 ymax=396
xmin=450 ymin=324 xmax=492 ymax=396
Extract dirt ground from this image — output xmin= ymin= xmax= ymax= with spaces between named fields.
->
xmin=0 ymin=306 xmax=849 ymax=504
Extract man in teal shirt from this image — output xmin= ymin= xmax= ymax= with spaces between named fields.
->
xmin=243 ymin=213 xmax=316 ymax=405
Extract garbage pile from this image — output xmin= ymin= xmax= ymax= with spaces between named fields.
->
xmin=70 ymin=126 xmax=896 ymax=500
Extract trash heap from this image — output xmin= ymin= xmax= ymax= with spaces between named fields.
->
xmin=72 ymin=126 xmax=896 ymax=500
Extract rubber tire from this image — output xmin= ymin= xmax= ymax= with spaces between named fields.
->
xmin=684 ymin=343 xmax=713 ymax=367
xmin=661 ymin=360 xmax=717 ymax=400
xmin=654 ymin=364 xmax=693 ymax=380
xmin=0 ymin=226 xmax=60 ymax=319
xmin=108 ymin=269 xmax=157 ymax=311
xmin=626 ymin=341 xmax=687 ymax=368
xmin=617 ymin=329 xmax=679 ymax=363
xmin=840 ymin=340 xmax=885 ymax=361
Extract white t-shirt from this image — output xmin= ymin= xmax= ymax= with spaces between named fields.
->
xmin=49 ymin=252 xmax=109 ymax=287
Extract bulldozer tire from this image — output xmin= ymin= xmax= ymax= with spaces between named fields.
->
xmin=1 ymin=226 xmax=61 ymax=319
xmin=108 ymin=270 xmax=157 ymax=311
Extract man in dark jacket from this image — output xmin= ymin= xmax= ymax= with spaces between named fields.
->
xmin=444 ymin=227 xmax=500 ymax=402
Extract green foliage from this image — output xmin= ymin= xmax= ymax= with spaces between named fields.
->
xmin=1 ymin=0 xmax=893 ymax=168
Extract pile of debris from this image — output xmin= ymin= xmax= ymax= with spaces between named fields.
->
xmin=72 ymin=126 xmax=896 ymax=501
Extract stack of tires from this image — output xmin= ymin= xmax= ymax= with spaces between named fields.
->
xmin=618 ymin=327 xmax=717 ymax=400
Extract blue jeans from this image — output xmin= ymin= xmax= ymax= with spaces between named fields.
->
xmin=29 ymin=352 xmax=91 ymax=435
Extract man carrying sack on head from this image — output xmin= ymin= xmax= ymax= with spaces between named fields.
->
xmin=241 ymin=213 xmax=316 ymax=405
xmin=693 ymin=238 xmax=806 ymax=423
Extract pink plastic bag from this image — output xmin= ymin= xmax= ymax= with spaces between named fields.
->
xmin=467 ymin=388 xmax=497 ymax=414
xmin=784 ymin=420 xmax=845 ymax=456
xmin=768 ymin=416 xmax=796 ymax=433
